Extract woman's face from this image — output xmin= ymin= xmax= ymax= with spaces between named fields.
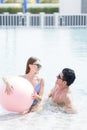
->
xmin=29 ymin=60 xmax=42 ymax=74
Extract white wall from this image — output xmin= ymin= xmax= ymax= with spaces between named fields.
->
xmin=60 ymin=0 xmax=81 ymax=14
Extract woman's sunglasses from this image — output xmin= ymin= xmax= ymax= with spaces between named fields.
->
xmin=33 ymin=64 xmax=42 ymax=68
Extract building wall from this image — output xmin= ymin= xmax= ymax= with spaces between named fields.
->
xmin=15 ymin=0 xmax=29 ymax=2
xmin=81 ymin=0 xmax=87 ymax=13
xmin=60 ymin=0 xmax=81 ymax=14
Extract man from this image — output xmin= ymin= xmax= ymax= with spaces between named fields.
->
xmin=48 ymin=68 xmax=77 ymax=114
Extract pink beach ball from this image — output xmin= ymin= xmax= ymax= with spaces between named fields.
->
xmin=0 ymin=76 xmax=34 ymax=112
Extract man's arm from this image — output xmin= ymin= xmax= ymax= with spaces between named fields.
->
xmin=48 ymin=92 xmax=52 ymax=98
xmin=64 ymin=94 xmax=77 ymax=114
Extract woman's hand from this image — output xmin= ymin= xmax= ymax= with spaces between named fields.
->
xmin=31 ymin=91 xmax=42 ymax=101
xmin=31 ymin=91 xmax=37 ymax=100
xmin=3 ymin=77 xmax=14 ymax=95
xmin=5 ymin=84 xmax=14 ymax=95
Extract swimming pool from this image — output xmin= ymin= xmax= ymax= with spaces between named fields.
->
xmin=0 ymin=28 xmax=87 ymax=130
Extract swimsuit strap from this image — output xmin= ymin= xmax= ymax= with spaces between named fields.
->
xmin=32 ymin=81 xmax=41 ymax=106
xmin=34 ymin=81 xmax=41 ymax=94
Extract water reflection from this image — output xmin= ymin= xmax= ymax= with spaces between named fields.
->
xmin=0 ymin=28 xmax=87 ymax=130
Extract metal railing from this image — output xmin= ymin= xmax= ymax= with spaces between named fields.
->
xmin=0 ymin=13 xmax=87 ymax=28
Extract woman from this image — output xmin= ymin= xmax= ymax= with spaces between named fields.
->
xmin=3 ymin=57 xmax=44 ymax=114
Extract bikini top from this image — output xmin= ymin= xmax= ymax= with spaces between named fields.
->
xmin=22 ymin=76 xmax=41 ymax=106
xmin=22 ymin=76 xmax=40 ymax=94
xmin=32 ymin=81 xmax=41 ymax=106
xmin=22 ymin=75 xmax=41 ymax=93
xmin=34 ymin=81 xmax=40 ymax=94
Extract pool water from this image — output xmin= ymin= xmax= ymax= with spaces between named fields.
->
xmin=0 ymin=28 xmax=87 ymax=130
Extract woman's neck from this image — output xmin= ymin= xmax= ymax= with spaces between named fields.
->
xmin=25 ymin=72 xmax=38 ymax=87
xmin=26 ymin=71 xmax=37 ymax=81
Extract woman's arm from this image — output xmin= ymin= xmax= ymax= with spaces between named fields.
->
xmin=2 ymin=77 xmax=13 ymax=94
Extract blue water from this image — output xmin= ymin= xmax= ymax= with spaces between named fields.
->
xmin=0 ymin=28 xmax=87 ymax=130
